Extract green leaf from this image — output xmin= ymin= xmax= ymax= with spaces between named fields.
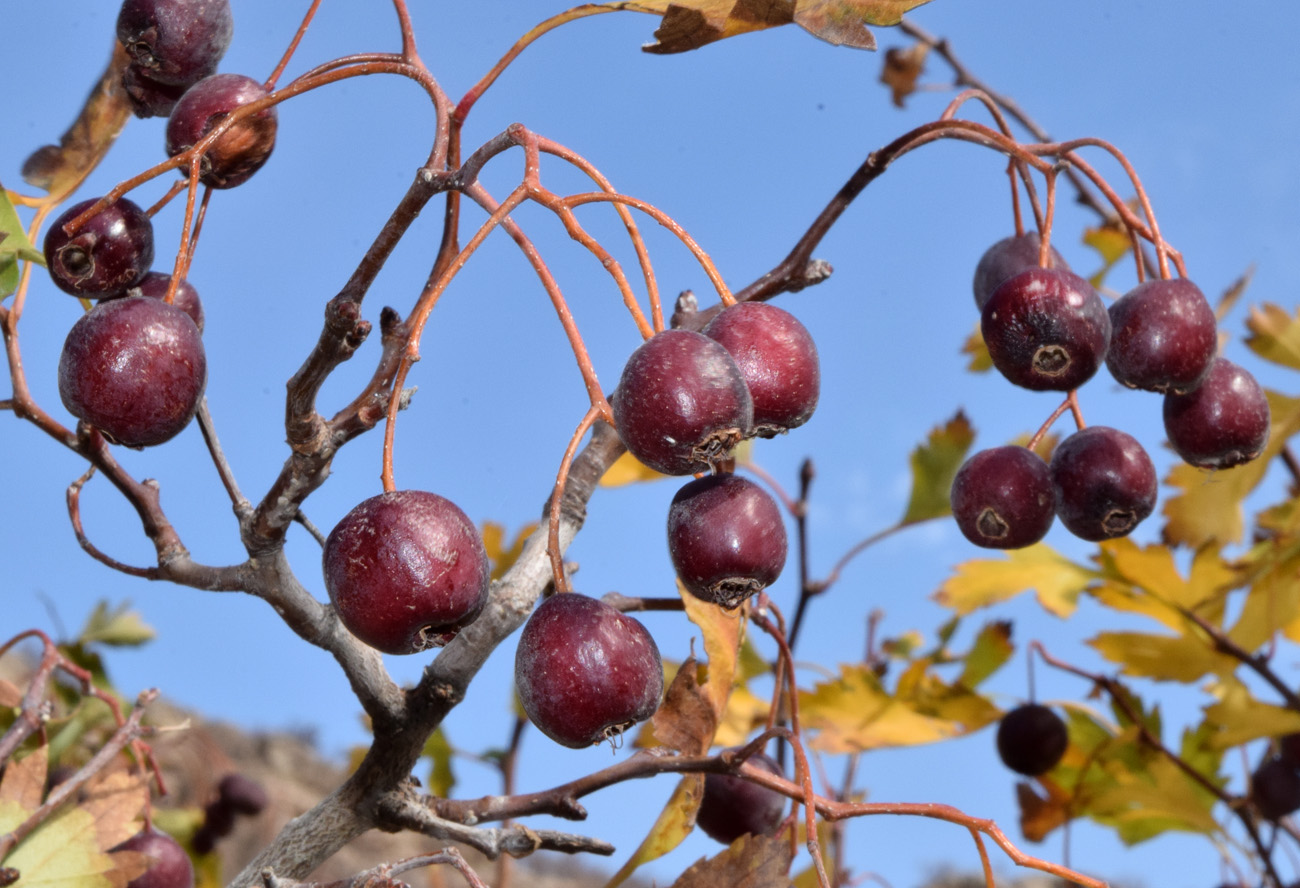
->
xmin=77 ymin=601 xmax=156 ymax=647
xmin=901 ymin=410 xmax=974 ymax=524
xmin=934 ymin=543 xmax=1096 ymax=617
xmin=0 ymin=189 xmax=43 ymax=301
xmin=956 ymin=620 xmax=1013 ymax=688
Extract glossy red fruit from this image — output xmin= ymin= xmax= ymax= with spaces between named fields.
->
xmin=667 ymin=473 xmax=786 ymax=609
xmin=702 ymin=302 xmax=820 ymax=436
xmin=950 ymin=446 xmax=1055 ymax=549
xmin=44 ymin=198 xmax=155 ymax=298
xmin=59 ymin=296 xmax=206 ymax=447
xmin=323 ymin=490 xmax=489 ymax=655
xmin=697 ymin=752 xmax=787 ymax=845
xmin=123 ymin=65 xmax=191 ymax=118
xmin=612 ymin=329 xmax=753 ymax=475
xmin=112 ymin=829 xmax=194 ymax=888
xmin=972 ymin=232 xmax=1069 ymax=311
xmin=1106 ymin=278 xmax=1217 ymax=393
xmin=117 ymin=0 xmax=233 ymax=87
xmin=1251 ymin=756 xmax=1300 ymax=821
xmin=1163 ymin=358 xmax=1270 ymax=469
xmin=996 ymin=703 xmax=1068 ymax=776
xmin=982 ymin=267 xmax=1110 ymax=392
xmin=514 ymin=593 xmax=663 ymax=749
xmin=166 ymin=73 xmax=277 ymax=189
xmin=107 ymin=271 xmax=205 ymax=332
xmin=1050 ymin=426 xmax=1157 ymax=541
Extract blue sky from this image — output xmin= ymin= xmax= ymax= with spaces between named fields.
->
xmin=5 ymin=2 xmax=1300 ymax=887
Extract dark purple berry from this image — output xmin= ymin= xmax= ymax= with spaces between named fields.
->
xmin=117 ymin=0 xmax=233 ymax=87
xmin=702 ymin=302 xmax=820 ymax=436
xmin=996 ymin=703 xmax=1068 ymax=776
xmin=1050 ymin=426 xmax=1157 ymax=541
xmin=166 ymin=73 xmax=277 ymax=189
xmin=667 ymin=474 xmax=787 ymax=609
xmin=1106 ymin=278 xmax=1217 ymax=393
xmin=1280 ymin=734 xmax=1300 ymax=770
xmin=59 ymin=296 xmax=206 ymax=447
xmin=697 ymin=752 xmax=787 ymax=845
xmin=217 ymin=773 xmax=268 ymax=815
xmin=514 ymin=593 xmax=663 ymax=749
xmin=973 ymin=232 xmax=1069 ymax=311
xmin=201 ymin=800 xmax=235 ymax=837
xmin=612 ymin=329 xmax=753 ymax=475
xmin=105 ymin=271 xmax=205 ymax=332
xmin=1163 ymin=358 xmax=1270 ymax=469
xmin=122 ymin=64 xmax=190 ymax=119
xmin=1252 ymin=756 xmax=1300 ymax=821
xmin=112 ymin=829 xmax=194 ymax=888
xmin=323 ymin=490 xmax=490 ymax=655
xmin=950 ymin=446 xmax=1054 ymax=549
xmin=44 ymin=198 xmax=154 ymax=298
xmin=982 ymin=267 xmax=1110 ymax=392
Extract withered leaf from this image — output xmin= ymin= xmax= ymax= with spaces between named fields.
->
xmin=652 ymin=656 xmax=719 ymax=755
xmin=669 ymin=832 xmax=794 ymax=888
xmin=880 ymin=42 xmax=929 ymax=105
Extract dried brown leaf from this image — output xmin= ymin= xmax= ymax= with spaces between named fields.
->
xmin=879 ymin=42 xmax=929 ymax=105
xmin=0 ymin=744 xmax=48 ymax=811
xmin=21 ymin=43 xmax=132 ymax=199
xmin=669 ymin=832 xmax=794 ymax=888
xmin=80 ymin=765 xmax=150 ymax=851
xmin=651 ymin=657 xmax=718 ymax=755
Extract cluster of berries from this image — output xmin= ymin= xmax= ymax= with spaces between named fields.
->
xmin=951 ymin=232 xmax=1270 ymax=551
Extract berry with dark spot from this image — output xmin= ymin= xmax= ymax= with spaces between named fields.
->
xmin=1050 ymin=426 xmax=1157 ymax=541
xmin=44 ymin=198 xmax=154 ymax=298
xmin=950 ymin=446 xmax=1055 ymax=549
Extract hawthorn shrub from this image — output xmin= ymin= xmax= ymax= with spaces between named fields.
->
xmin=2 ymin=4 xmax=1299 ymax=888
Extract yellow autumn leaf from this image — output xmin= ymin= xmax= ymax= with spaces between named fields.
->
xmin=1203 ymin=677 xmax=1300 ymax=749
xmin=1082 ymin=222 xmax=1131 ymax=288
xmin=1087 ymin=631 xmax=1236 ymax=683
xmin=1085 ymin=755 xmax=1219 ymax=843
xmin=599 ymin=449 xmax=671 ymax=487
xmin=603 ymin=775 xmax=705 ymax=888
xmin=6 ymin=805 xmax=117 ymax=888
xmin=679 ymin=582 xmax=742 ymax=715
xmin=480 ymin=521 xmax=538 ymax=580
xmin=712 ymin=683 xmax=770 ymax=748
xmin=934 ymin=543 xmax=1096 ymax=617
xmin=1246 ymin=303 xmax=1300 ymax=370
xmin=1090 ymin=539 xmax=1233 ymax=632
xmin=961 ymin=323 xmax=993 ymax=372
xmin=1231 ymin=549 xmax=1300 ymax=653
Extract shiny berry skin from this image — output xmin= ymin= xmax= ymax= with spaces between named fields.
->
xmin=59 ymin=297 xmax=206 ymax=447
xmin=1050 ymin=426 xmax=1157 ymax=541
xmin=122 ymin=65 xmax=191 ymax=119
xmin=668 ymin=474 xmax=787 ymax=609
xmin=612 ymin=329 xmax=753 ymax=475
xmin=972 ymin=232 xmax=1069 ymax=311
xmin=697 ymin=752 xmax=787 ymax=845
xmin=107 ymin=271 xmax=205 ymax=332
xmin=1252 ymin=756 xmax=1300 ymax=821
xmin=702 ymin=302 xmax=820 ymax=436
xmin=514 ymin=593 xmax=663 ymax=749
xmin=323 ymin=490 xmax=490 ymax=655
xmin=1163 ymin=358 xmax=1270 ymax=469
xmin=44 ymin=198 xmax=154 ymax=298
xmin=117 ymin=0 xmax=233 ymax=86
xmin=982 ymin=267 xmax=1110 ymax=392
xmin=996 ymin=703 xmax=1068 ymax=777
xmin=1106 ymin=278 xmax=1217 ymax=393
xmin=112 ymin=829 xmax=194 ymax=888
xmin=166 ymin=73 xmax=277 ymax=189
xmin=950 ymin=446 xmax=1054 ymax=549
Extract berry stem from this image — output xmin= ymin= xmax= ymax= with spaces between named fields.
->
xmin=1037 ymin=164 xmax=1061 ymax=267
xmin=66 ymin=466 xmax=160 ymax=579
xmin=265 ymin=0 xmax=325 ymax=90
xmin=547 ymin=405 xmax=602 ymax=595
xmin=1026 ymin=393 xmax=1075 ymax=453
xmin=144 ymin=179 xmax=186 ymax=217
